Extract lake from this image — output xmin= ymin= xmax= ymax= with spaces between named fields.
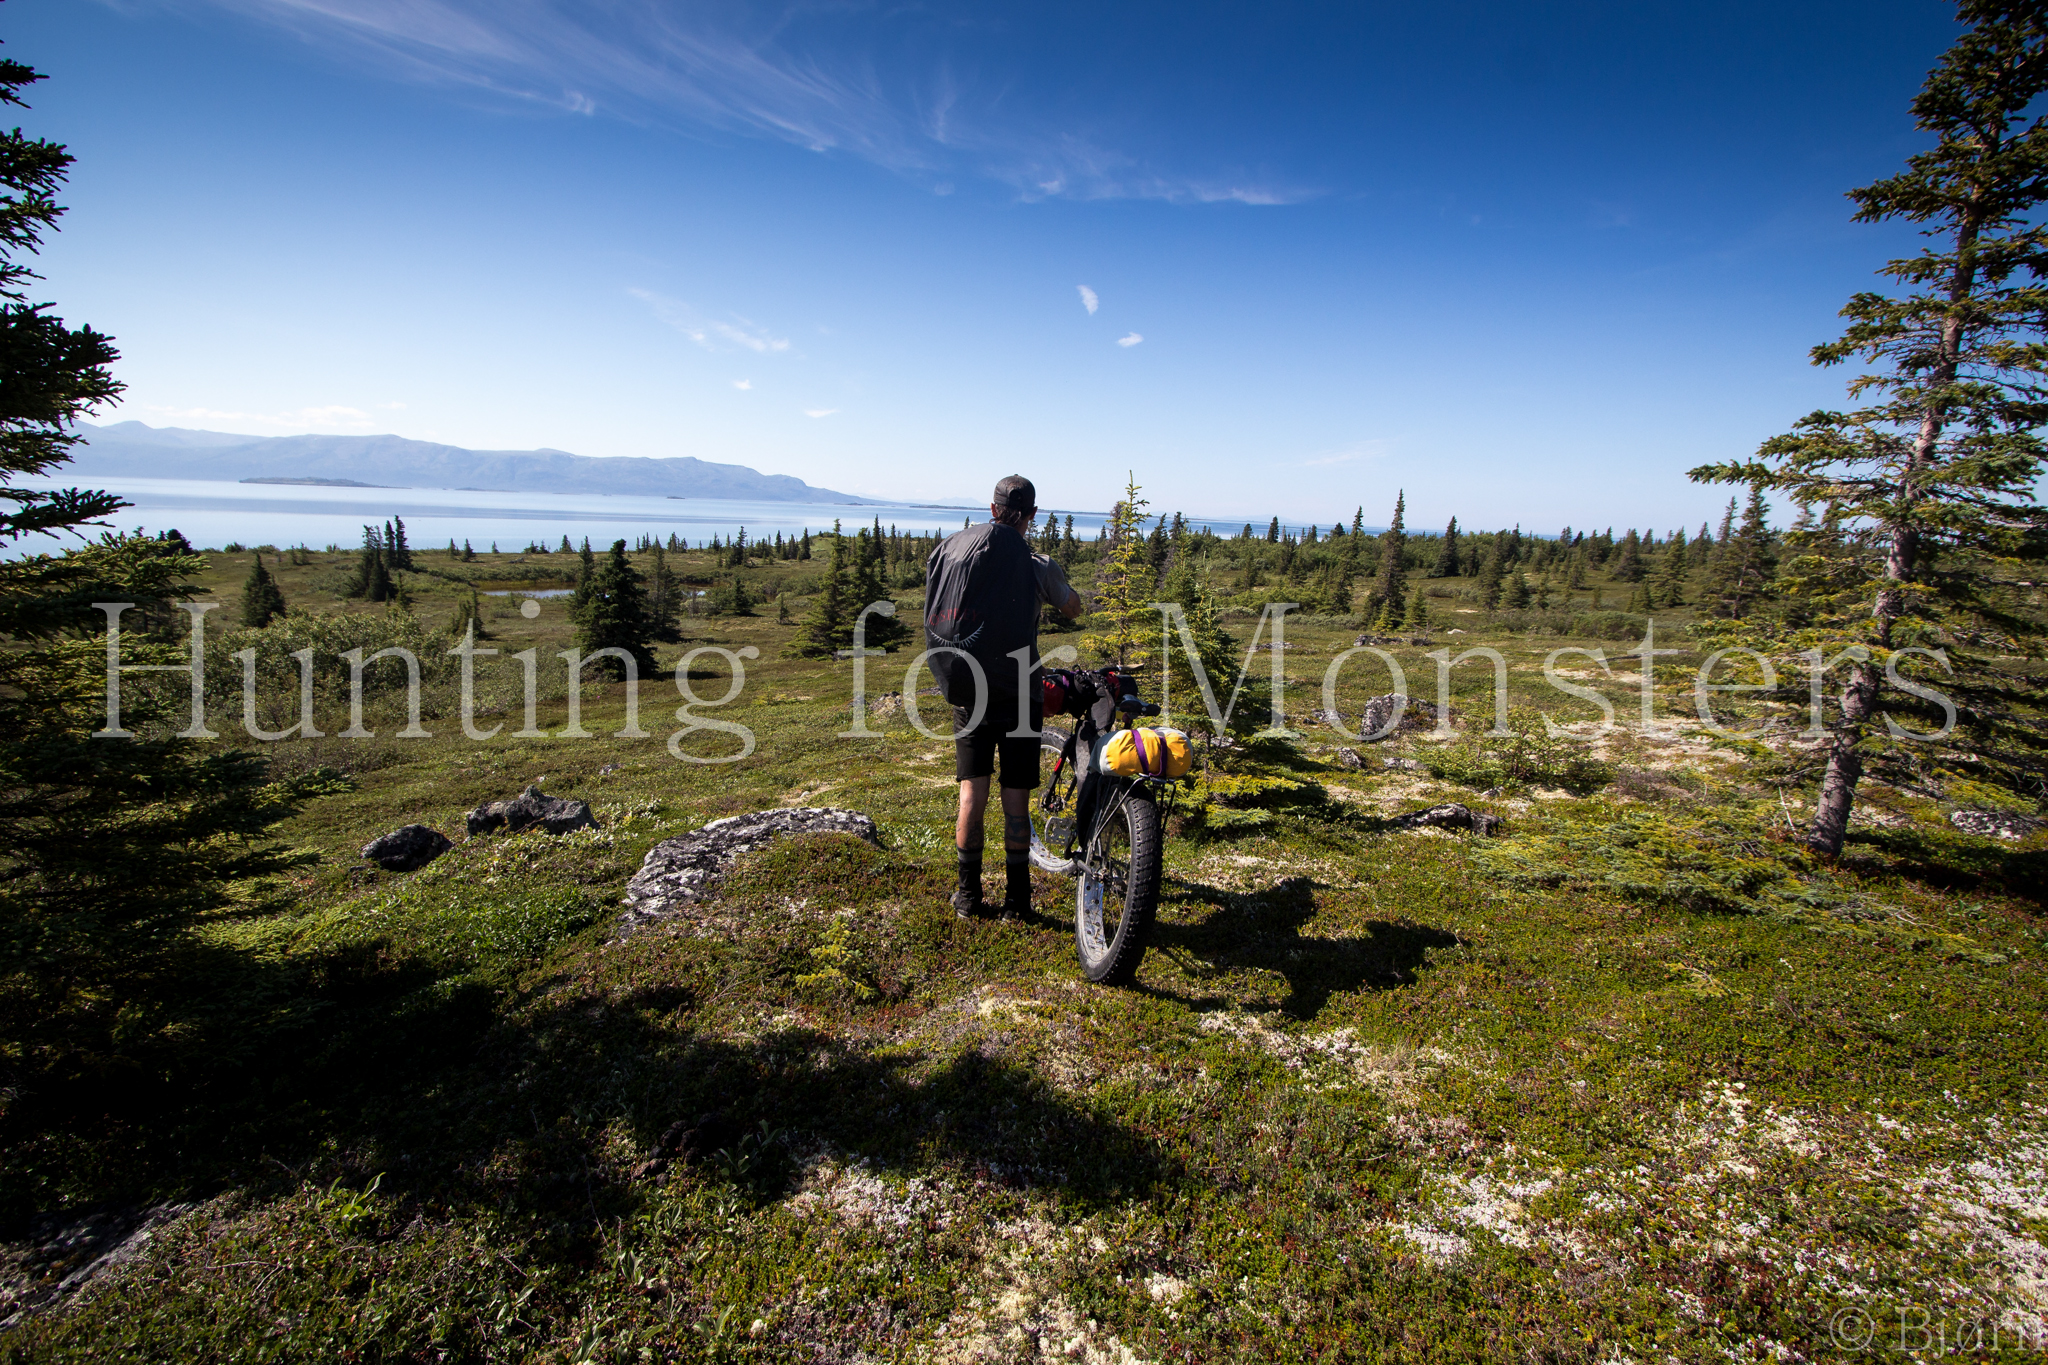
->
xmin=14 ymin=476 xmax=1132 ymax=555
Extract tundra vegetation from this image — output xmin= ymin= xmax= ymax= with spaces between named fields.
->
xmin=4 ymin=6 xmax=2048 ymax=1364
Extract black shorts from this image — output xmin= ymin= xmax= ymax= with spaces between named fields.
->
xmin=953 ymin=698 xmax=1042 ymax=789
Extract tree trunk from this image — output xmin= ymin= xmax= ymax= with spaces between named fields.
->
xmin=1809 ymin=200 xmax=1979 ymax=853
xmin=1809 ymin=651 xmax=1882 ymax=856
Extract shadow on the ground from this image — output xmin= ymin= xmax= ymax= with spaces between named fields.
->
xmin=0 ymin=926 xmax=1169 ymax=1273
xmin=1143 ymin=873 xmax=1460 ymax=1019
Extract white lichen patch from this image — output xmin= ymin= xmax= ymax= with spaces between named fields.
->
xmin=786 ymin=1151 xmax=955 ymax=1231
xmin=1194 ymin=1012 xmax=1455 ymax=1103
xmin=919 ymin=1215 xmax=1150 ymax=1365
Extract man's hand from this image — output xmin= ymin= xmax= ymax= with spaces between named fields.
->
xmin=1060 ymin=587 xmax=1083 ymax=619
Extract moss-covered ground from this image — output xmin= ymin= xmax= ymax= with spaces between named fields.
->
xmin=3 ymin=545 xmax=2045 ymax=1362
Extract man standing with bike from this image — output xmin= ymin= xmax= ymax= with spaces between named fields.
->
xmin=923 ymin=475 xmax=1084 ymax=920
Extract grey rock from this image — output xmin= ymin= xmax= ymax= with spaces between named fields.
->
xmin=360 ymin=824 xmax=452 ymax=872
xmin=465 ymin=784 xmax=598 ymax=837
xmin=1303 ymin=707 xmax=1344 ymax=728
xmin=619 ymin=807 xmax=880 ymax=936
xmin=1334 ymin=747 xmax=1366 ymax=771
xmin=1357 ymin=693 xmax=1443 ymax=741
xmin=1950 ymin=808 xmax=2044 ymax=841
xmin=0 ymin=1202 xmax=196 ymax=1328
xmin=1387 ymin=803 xmax=1503 ymax=837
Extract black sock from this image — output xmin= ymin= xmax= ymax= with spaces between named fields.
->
xmin=956 ymin=847 xmax=983 ymax=900
xmin=1005 ymin=849 xmax=1030 ymax=905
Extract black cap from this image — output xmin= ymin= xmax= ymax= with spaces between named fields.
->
xmin=993 ymin=475 xmax=1036 ymax=512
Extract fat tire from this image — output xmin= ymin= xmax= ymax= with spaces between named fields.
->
xmin=1075 ymin=782 xmax=1161 ymax=986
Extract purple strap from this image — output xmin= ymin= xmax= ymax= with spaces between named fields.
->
xmin=1131 ymin=728 xmax=1154 ymax=775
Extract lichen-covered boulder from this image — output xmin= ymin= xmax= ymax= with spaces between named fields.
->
xmin=360 ymin=824 xmax=453 ymax=871
xmin=1387 ymin=803 xmax=1503 ymax=836
xmin=619 ymin=807 xmax=879 ymax=937
xmin=1951 ymin=808 xmax=2044 ymax=841
xmin=465 ymin=785 xmax=597 ymax=837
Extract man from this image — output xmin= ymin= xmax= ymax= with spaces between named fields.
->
xmin=924 ymin=475 xmax=1084 ymax=919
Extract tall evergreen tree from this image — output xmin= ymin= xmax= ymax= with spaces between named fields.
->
xmin=446 ymin=585 xmax=490 ymax=641
xmin=1084 ymin=477 xmax=1155 ymax=672
xmin=1477 ymin=543 xmax=1506 ymax=608
xmin=786 ymin=521 xmax=850 ymax=657
xmin=1366 ymin=490 xmax=1407 ymax=620
xmin=1431 ymin=517 xmax=1461 ymax=576
xmin=1611 ymin=529 xmax=1646 ymax=581
xmin=1696 ymin=0 xmax=2048 ymax=851
xmin=646 ymin=542 xmax=682 ymax=642
xmin=1653 ymin=526 xmax=1689 ymax=607
xmin=575 ymin=540 xmax=658 ymax=678
xmin=568 ymin=537 xmax=598 ymax=623
xmin=0 ymin=50 xmax=317 ymax=1093
xmin=841 ymin=527 xmax=907 ymax=648
xmin=386 ymin=516 xmax=413 ymax=570
xmin=240 ymin=550 xmax=286 ymax=627
xmin=1702 ymin=488 xmax=1775 ymax=619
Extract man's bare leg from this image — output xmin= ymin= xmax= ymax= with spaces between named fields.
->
xmin=954 ymin=776 xmax=991 ymax=916
xmin=954 ymin=779 xmax=1033 ymax=918
xmin=998 ymin=785 xmax=1032 ymax=919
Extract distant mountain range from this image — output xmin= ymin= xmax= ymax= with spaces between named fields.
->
xmin=68 ymin=421 xmax=881 ymax=504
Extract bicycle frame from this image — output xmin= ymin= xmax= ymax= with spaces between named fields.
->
xmin=1029 ymin=668 xmax=1177 ymax=877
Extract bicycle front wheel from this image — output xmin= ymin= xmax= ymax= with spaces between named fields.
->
xmin=1075 ymin=781 xmax=1160 ymax=985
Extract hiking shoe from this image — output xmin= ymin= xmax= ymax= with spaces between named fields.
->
xmin=952 ymin=889 xmax=985 ymax=919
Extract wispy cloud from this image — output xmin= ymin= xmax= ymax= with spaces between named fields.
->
xmin=144 ymin=402 xmax=380 ymax=432
xmin=731 ymin=378 xmax=752 ymax=390
xmin=182 ymin=0 xmax=1313 ymax=205
xmin=803 ymin=407 xmax=839 ymax=418
xmin=1077 ymin=284 xmax=1098 ymax=315
xmin=1302 ymin=440 xmax=1388 ymax=467
xmin=1116 ymin=332 xmax=1142 ymax=347
xmin=629 ymin=288 xmax=790 ymax=353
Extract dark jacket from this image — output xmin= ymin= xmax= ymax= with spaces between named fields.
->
xmin=923 ymin=521 xmax=1039 ymax=709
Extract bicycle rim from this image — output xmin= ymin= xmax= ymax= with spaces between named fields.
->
xmin=1075 ymin=782 xmax=1160 ymax=985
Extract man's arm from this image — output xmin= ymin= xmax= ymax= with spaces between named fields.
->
xmin=1034 ymin=555 xmax=1084 ymax=619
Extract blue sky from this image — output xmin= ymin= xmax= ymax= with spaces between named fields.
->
xmin=15 ymin=0 xmax=1964 ymax=528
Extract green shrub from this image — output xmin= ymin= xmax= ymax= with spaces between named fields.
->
xmin=1422 ymin=709 xmax=1610 ymax=792
xmin=1564 ymin=610 xmax=1649 ymax=640
xmin=1470 ymin=802 xmax=1839 ymax=917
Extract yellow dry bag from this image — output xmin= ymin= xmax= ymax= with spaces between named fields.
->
xmin=1094 ymin=726 xmax=1194 ymax=780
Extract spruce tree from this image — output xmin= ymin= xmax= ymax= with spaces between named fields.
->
xmin=846 ymin=527 xmax=908 ymax=649
xmin=1084 ymin=476 xmax=1155 ymax=672
xmin=386 ymin=516 xmax=413 ymax=570
xmin=646 ymin=542 xmax=682 ymax=642
xmin=363 ymin=541 xmax=395 ymax=603
xmin=1266 ymin=516 xmax=1280 ymax=542
xmin=1369 ymin=490 xmax=1408 ymax=616
xmin=240 ymin=550 xmax=286 ymax=627
xmin=786 ymin=521 xmax=850 ymax=657
xmin=576 ymin=540 xmax=657 ymax=678
xmin=1694 ymin=0 xmax=2048 ymax=851
xmin=1477 ymin=544 xmax=1506 ymax=608
xmin=1654 ymin=527 xmax=1689 ymax=607
xmin=1431 ymin=517 xmax=1460 ymax=576
xmin=569 ymin=537 xmax=598 ymax=623
xmin=1611 ymin=529 xmax=1645 ymax=582
xmin=1 ymin=50 xmax=317 ymax=1088
xmin=447 ymin=585 xmax=490 ymax=641
xmin=1405 ymin=582 xmax=1431 ymax=632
